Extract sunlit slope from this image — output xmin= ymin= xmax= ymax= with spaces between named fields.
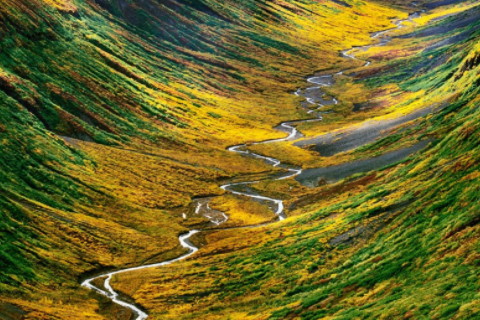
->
xmin=111 ymin=4 xmax=480 ymax=320
xmin=0 ymin=0 xmax=403 ymax=318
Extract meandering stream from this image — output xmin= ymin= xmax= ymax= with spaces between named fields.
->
xmin=81 ymin=13 xmax=420 ymax=320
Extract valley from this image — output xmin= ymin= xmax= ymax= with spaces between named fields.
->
xmin=0 ymin=0 xmax=479 ymax=319
xmin=80 ymin=12 xmax=433 ymax=318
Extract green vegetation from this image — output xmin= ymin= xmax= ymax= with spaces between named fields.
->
xmin=0 ymin=0 xmax=478 ymax=319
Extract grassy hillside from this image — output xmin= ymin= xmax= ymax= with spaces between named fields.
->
xmin=0 ymin=0 xmax=410 ymax=318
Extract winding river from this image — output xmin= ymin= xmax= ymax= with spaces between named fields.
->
xmin=81 ymin=12 xmax=419 ymax=320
